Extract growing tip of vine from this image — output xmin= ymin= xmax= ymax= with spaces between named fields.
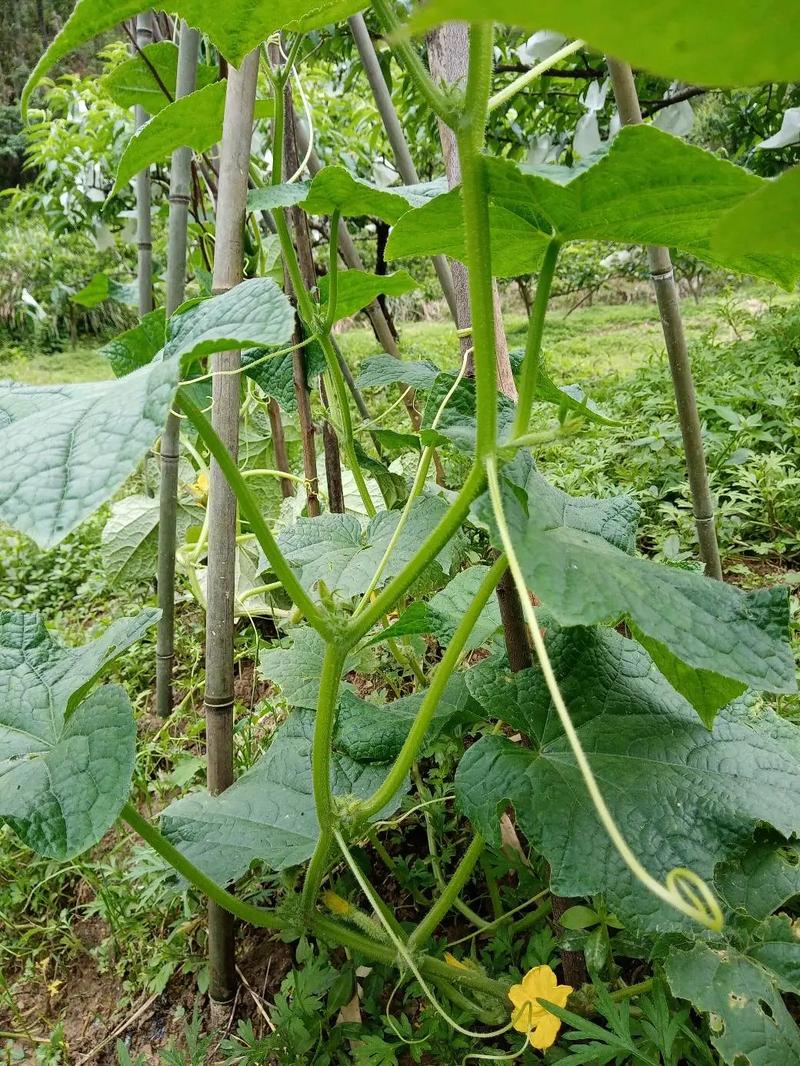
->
xmin=666 ymin=867 xmax=725 ymax=932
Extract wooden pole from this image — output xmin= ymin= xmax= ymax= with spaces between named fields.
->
xmin=156 ymin=22 xmax=200 ymax=719
xmin=204 ymin=49 xmax=260 ymax=1007
xmin=607 ymin=58 xmax=723 ymax=580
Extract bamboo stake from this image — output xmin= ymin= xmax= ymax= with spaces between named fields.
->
xmin=607 ymin=58 xmax=723 ymax=581
xmin=156 ymin=22 xmax=200 ymax=720
xmin=134 ymin=12 xmax=154 ymax=316
xmin=204 ymin=49 xmax=260 ymax=1006
xmin=348 ymin=12 xmax=458 ymax=321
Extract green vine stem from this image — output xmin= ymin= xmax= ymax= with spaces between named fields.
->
xmin=358 ymin=554 xmax=507 ymax=819
xmin=301 ymin=641 xmax=349 ymax=915
xmin=512 ymin=239 xmax=561 ymax=438
xmin=177 ymin=390 xmax=333 ymax=639
xmin=408 ymin=834 xmax=486 ymax=951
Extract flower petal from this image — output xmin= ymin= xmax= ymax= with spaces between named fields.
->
xmin=529 ymin=1012 xmax=562 ymax=1050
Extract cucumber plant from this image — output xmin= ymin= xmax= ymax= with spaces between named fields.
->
xmin=3 ymin=1 xmax=800 ymax=1059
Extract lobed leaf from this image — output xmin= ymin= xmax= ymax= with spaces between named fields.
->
xmin=160 ymin=709 xmax=399 ymax=884
xmin=101 ymin=494 xmax=201 ymax=585
xmin=456 ymin=625 xmax=800 ymax=929
xmin=101 ymin=308 xmax=166 ymax=377
xmin=317 ymin=269 xmax=418 ymax=323
xmin=714 ymin=165 xmax=800 ymax=262
xmin=0 ymin=358 xmax=179 ymax=548
xmin=478 ymin=454 xmax=796 ymax=707
xmin=258 ymin=627 xmax=356 ymax=710
xmin=356 ymin=354 xmax=441 ymax=392
xmin=0 ymin=609 xmax=157 ymax=857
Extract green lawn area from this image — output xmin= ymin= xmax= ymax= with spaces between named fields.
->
xmin=0 ymin=295 xmax=732 ymax=388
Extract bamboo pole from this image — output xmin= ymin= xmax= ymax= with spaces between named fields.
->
xmin=607 ymin=59 xmax=723 ymax=581
xmin=134 ymin=12 xmax=154 ymax=316
xmin=155 ymin=22 xmax=200 ymax=720
xmin=348 ymin=12 xmax=458 ymax=321
xmin=204 ymin=49 xmax=260 ymax=1006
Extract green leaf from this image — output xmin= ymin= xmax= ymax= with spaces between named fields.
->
xmin=275 ymin=496 xmax=457 ymax=602
xmin=509 ymin=349 xmax=618 ymax=427
xmin=715 ymin=834 xmax=800 ymax=921
xmin=247 ymin=182 xmax=311 ymax=213
xmin=113 ymin=81 xmax=226 ymax=193
xmin=0 ymin=609 xmax=157 ymax=857
xmin=352 ymin=441 xmax=408 ymax=511
xmin=372 ymin=565 xmax=502 ymax=650
xmin=408 ymin=1 xmax=800 ymax=87
xmin=665 ymin=941 xmax=800 ymax=1065
xmin=165 ymin=278 xmax=295 ymax=365
xmin=356 ymin=354 xmax=440 ymax=391
xmin=714 ymin=165 xmax=800 ymax=262
xmin=101 ymin=308 xmax=166 ymax=377
xmin=318 ymin=269 xmax=418 ymax=322
xmin=302 ymin=166 xmax=446 ymax=222
xmin=421 ymin=373 xmax=517 ymax=454
xmin=160 ymin=708 xmax=399 ymax=883
xmin=101 ymin=494 xmax=201 ymax=585
xmin=102 ymin=41 xmax=216 ymax=113
xmin=243 ymin=340 xmax=327 ymax=412
xmin=746 ymin=914 xmax=800 ymax=996
xmin=23 ymin=0 xmax=368 ymax=113
xmin=386 ymin=187 xmax=549 ymax=278
xmin=0 ymin=358 xmax=179 ymax=548
xmin=479 ymin=455 xmax=796 ymax=705
xmin=258 ymin=627 xmax=356 ymax=710
xmin=631 ymin=623 xmax=746 ymax=728
xmin=336 ymin=673 xmax=477 ymax=762
xmin=71 ymin=272 xmax=138 ymax=309
xmin=456 ymin=625 xmax=800 ymax=928
xmin=558 ymin=905 xmax=600 ymax=930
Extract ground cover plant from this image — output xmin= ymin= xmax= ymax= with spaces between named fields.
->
xmin=1 ymin=1 xmax=800 ymax=1062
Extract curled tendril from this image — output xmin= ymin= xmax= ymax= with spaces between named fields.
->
xmin=485 ymin=455 xmax=724 ymax=934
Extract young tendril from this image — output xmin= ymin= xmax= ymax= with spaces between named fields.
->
xmin=485 ymin=455 xmax=724 ymax=932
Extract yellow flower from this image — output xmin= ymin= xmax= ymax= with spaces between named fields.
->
xmin=322 ymin=890 xmax=352 ymax=916
xmin=508 ymin=964 xmax=573 ymax=1051
xmin=189 ymin=471 xmax=209 ymax=503
xmin=443 ymin=951 xmax=470 ymax=971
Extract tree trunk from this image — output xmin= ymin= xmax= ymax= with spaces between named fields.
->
xmin=156 ymin=22 xmax=200 ymax=720
xmin=267 ymin=398 xmax=295 ymax=498
xmin=204 ymin=49 xmax=259 ymax=1007
xmin=425 ymin=23 xmax=517 ymax=400
xmin=607 ymin=58 xmax=723 ymax=581
xmin=134 ymin=13 xmax=154 ymax=316
xmin=281 ymin=81 xmax=322 ymax=516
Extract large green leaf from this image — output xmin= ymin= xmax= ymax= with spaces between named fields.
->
xmin=160 ymin=708 xmax=397 ymax=884
xmin=335 ymin=673 xmax=477 ymax=762
xmin=666 ymin=941 xmax=800 ymax=1065
xmin=408 ymin=1 xmax=800 ymax=87
xmin=164 ymin=278 xmax=295 ymax=364
xmin=372 ymin=565 xmax=502 ymax=650
xmin=258 ymin=627 xmax=356 ymax=710
xmin=274 ymin=496 xmax=457 ymax=602
xmin=23 ymin=0 xmax=367 ymax=113
xmin=420 ymin=374 xmax=517 ymax=454
xmin=0 ymin=357 xmax=179 ymax=548
xmin=389 ymin=127 xmax=800 ymax=288
xmin=0 ymin=609 xmax=157 ymax=857
xmin=715 ymin=834 xmax=800 ymax=922
xmin=113 ymin=81 xmax=226 ymax=192
xmin=102 ymin=308 xmax=166 ymax=377
xmin=714 ymin=165 xmax=800 ymax=262
xmin=102 ymin=41 xmax=217 ymax=113
xmin=478 ymin=455 xmax=796 ymax=706
xmin=303 ymin=167 xmax=445 ymax=222
xmin=356 ymin=354 xmax=441 ymax=391
xmin=318 ymin=269 xmax=417 ymax=322
xmin=386 ymin=187 xmax=549 ymax=278
xmin=455 ymin=625 xmax=800 ymax=928
xmin=101 ymin=494 xmax=201 ymax=585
